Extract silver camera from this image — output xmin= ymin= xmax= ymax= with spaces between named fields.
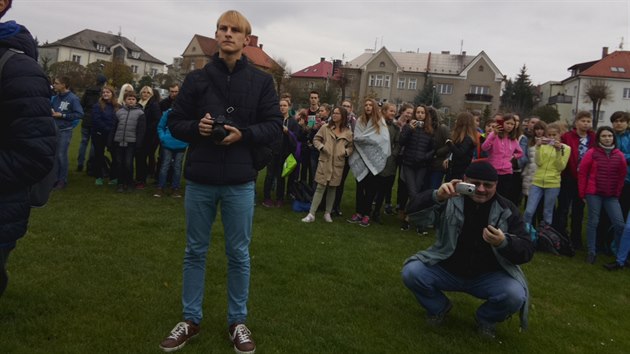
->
xmin=455 ymin=182 xmax=476 ymax=196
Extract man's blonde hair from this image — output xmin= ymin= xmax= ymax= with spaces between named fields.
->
xmin=216 ymin=10 xmax=252 ymax=35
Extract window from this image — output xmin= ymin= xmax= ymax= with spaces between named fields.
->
xmin=96 ymin=44 xmax=107 ymax=53
xmin=189 ymin=60 xmax=195 ymax=70
xmin=408 ymin=78 xmax=417 ymax=90
xmin=611 ymin=66 xmax=626 ymax=72
xmin=71 ymin=55 xmax=81 ymax=64
xmin=623 ymin=88 xmax=630 ymax=99
xmin=150 ymin=68 xmax=158 ymax=77
xmin=369 ymin=74 xmax=375 ymax=87
xmin=379 ymin=61 xmax=386 ymax=67
xmin=384 ymin=75 xmax=391 ymax=88
xmin=397 ymin=77 xmax=406 ymax=89
xmin=308 ymin=81 xmax=315 ymax=89
xmin=470 ymin=85 xmax=489 ymax=94
xmin=478 ymin=65 xmax=484 ymax=72
xmin=375 ymin=75 xmax=384 ymax=87
xmin=130 ymin=51 xmax=141 ymax=59
xmin=437 ymin=83 xmax=453 ymax=95
xmin=131 ymin=65 xmax=138 ymax=74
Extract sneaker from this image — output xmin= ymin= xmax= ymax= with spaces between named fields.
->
xmin=53 ymin=181 xmax=66 ymax=190
xmin=159 ymin=320 xmax=200 ymax=352
xmin=331 ymin=209 xmax=342 ymax=217
xmin=384 ymin=204 xmax=394 ymax=215
xmin=475 ymin=316 xmax=497 ymax=340
xmin=229 ymin=323 xmax=256 ymax=354
xmin=359 ymin=216 xmax=370 ymax=227
xmin=135 ymin=182 xmax=146 ymax=190
xmin=108 ymin=178 xmax=118 ymax=185
xmin=603 ymin=262 xmax=624 ymax=271
xmin=95 ymin=178 xmax=104 ymax=186
xmin=426 ymin=300 xmax=453 ymax=326
xmin=324 ymin=213 xmax=333 ymax=223
xmin=171 ymin=189 xmax=182 ymax=198
xmin=585 ymin=253 xmax=596 ymax=264
xmin=154 ymin=188 xmax=163 ymax=198
xmin=301 ymin=213 xmax=315 ymax=223
xmin=416 ymin=226 xmax=429 ymax=235
xmin=346 ymin=213 xmax=362 ymax=224
xmin=400 ymin=221 xmax=410 ymax=231
xmin=371 ymin=213 xmax=382 ymax=225
xmin=262 ymin=199 xmax=274 ymax=208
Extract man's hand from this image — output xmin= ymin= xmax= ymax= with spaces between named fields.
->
xmin=199 ymin=113 xmax=214 ymax=137
xmin=483 ymin=225 xmax=506 ymax=246
xmin=435 ymin=179 xmax=461 ymax=202
xmin=220 ymin=125 xmax=242 ymax=145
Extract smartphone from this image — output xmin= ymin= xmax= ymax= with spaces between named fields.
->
xmin=455 ymin=182 xmax=476 ymax=196
xmin=546 ymin=139 xmax=556 ymax=145
xmin=416 ymin=120 xmax=425 ymax=128
xmin=307 ymin=115 xmax=316 ymax=128
xmin=495 ymin=117 xmax=504 ymax=129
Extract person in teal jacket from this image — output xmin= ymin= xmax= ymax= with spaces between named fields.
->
xmin=154 ymin=108 xmax=188 ymax=198
xmin=402 ymin=161 xmax=534 ymax=339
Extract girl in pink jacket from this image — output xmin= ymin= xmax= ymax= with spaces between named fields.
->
xmin=481 ymin=113 xmax=523 ymax=203
xmin=579 ymin=126 xmax=627 ymax=264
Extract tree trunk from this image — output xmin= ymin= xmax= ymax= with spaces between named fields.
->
xmin=592 ymin=100 xmax=599 ymax=130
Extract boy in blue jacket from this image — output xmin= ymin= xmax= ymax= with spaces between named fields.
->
xmin=154 ymin=109 xmax=188 ymax=198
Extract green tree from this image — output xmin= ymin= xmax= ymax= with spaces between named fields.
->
xmin=414 ymin=78 xmax=442 ymax=108
xmin=531 ymin=105 xmax=560 ymax=123
xmin=153 ymin=73 xmax=176 ymax=89
xmin=101 ymin=61 xmax=133 ymax=89
xmin=136 ymin=75 xmax=154 ymax=90
xmin=583 ymin=80 xmax=612 ymax=129
xmin=501 ymin=65 xmax=535 ymax=116
xmin=48 ymin=61 xmax=88 ymax=91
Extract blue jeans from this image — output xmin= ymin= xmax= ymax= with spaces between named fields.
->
xmin=182 ymin=180 xmax=255 ymax=325
xmin=402 ymin=260 xmax=526 ymax=325
xmin=56 ymin=128 xmax=73 ymax=183
xmin=585 ymin=195 xmax=625 ymax=255
xmin=523 ymin=186 xmax=560 ymax=225
xmin=77 ymin=125 xmax=93 ymax=167
xmin=158 ymin=148 xmax=184 ymax=189
xmin=615 ymin=213 xmax=630 ymax=264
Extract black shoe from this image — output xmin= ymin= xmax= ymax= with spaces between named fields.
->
xmin=76 ymin=164 xmax=83 ymax=172
xmin=585 ymin=253 xmax=596 ymax=264
xmin=371 ymin=214 xmax=382 ymax=225
xmin=400 ymin=221 xmax=410 ymax=231
xmin=416 ymin=226 xmax=428 ymax=235
xmin=603 ymin=262 xmax=624 ymax=271
xmin=384 ymin=204 xmax=394 ymax=215
xmin=426 ymin=301 xmax=453 ymax=326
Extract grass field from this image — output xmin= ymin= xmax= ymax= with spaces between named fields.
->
xmin=1 ymin=135 xmax=628 ymax=354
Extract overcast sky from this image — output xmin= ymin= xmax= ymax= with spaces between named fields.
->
xmin=8 ymin=1 xmax=630 ymax=85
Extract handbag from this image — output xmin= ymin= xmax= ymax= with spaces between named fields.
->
xmin=282 ymin=153 xmax=297 ymax=178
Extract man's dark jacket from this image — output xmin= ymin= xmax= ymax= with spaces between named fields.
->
xmin=0 ymin=21 xmax=56 ymax=246
xmin=168 ymin=53 xmax=282 ymax=185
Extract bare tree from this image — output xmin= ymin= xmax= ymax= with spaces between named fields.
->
xmin=584 ymin=80 xmax=612 ymax=129
xmin=270 ymin=57 xmax=289 ymax=95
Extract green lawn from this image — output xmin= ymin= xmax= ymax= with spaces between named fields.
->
xmin=1 ymin=134 xmax=628 ymax=354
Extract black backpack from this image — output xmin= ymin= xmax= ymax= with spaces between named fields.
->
xmin=537 ymin=224 xmax=575 ymax=257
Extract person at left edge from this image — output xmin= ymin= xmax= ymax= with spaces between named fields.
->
xmin=160 ymin=10 xmax=282 ymax=354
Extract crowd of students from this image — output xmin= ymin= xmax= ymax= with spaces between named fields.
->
xmin=267 ymin=92 xmax=630 ymax=271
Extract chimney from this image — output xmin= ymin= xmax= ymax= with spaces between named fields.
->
xmin=602 ymin=46 xmax=609 ymax=58
xmin=320 ymin=57 xmax=325 ymax=62
xmin=259 ymin=44 xmax=263 ymax=50
xmin=462 ymin=51 xmax=466 ymax=56
xmin=248 ymin=35 xmax=258 ymax=47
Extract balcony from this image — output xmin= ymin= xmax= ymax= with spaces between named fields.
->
xmin=464 ymin=93 xmax=493 ymax=102
xmin=548 ymin=94 xmax=573 ymax=105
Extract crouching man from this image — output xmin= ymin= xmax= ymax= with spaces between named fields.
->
xmin=401 ymin=161 xmax=534 ymax=338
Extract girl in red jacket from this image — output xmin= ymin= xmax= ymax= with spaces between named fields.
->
xmin=579 ymin=126 xmax=628 ymax=264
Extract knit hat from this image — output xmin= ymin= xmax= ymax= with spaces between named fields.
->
xmin=464 ymin=161 xmax=498 ymax=182
xmin=0 ymin=0 xmax=12 ymax=19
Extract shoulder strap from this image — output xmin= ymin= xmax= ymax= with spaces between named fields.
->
xmin=0 ymin=49 xmax=21 ymax=96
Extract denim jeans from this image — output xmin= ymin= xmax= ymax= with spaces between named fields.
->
xmin=523 ymin=186 xmax=560 ymax=225
xmin=158 ymin=148 xmax=184 ymax=189
xmin=77 ymin=125 xmax=93 ymax=168
xmin=402 ymin=260 xmax=526 ymax=325
xmin=0 ymin=246 xmax=13 ymax=298
xmin=615 ymin=213 xmax=630 ymax=264
xmin=554 ymin=177 xmax=585 ymax=247
xmin=114 ymin=144 xmax=136 ymax=187
xmin=585 ymin=195 xmax=625 ymax=255
xmin=182 ymin=180 xmax=255 ymax=325
xmin=56 ymin=128 xmax=73 ymax=183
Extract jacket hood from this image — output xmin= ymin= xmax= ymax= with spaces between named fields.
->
xmin=0 ymin=21 xmax=38 ymax=60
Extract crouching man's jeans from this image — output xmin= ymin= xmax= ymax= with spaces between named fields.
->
xmin=0 ymin=245 xmax=14 ymax=297
xmin=402 ymin=260 xmax=526 ymax=325
xmin=182 ymin=180 xmax=255 ymax=326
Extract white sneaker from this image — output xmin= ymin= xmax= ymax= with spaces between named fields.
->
xmin=301 ymin=213 xmax=315 ymax=223
xmin=324 ymin=213 xmax=333 ymax=223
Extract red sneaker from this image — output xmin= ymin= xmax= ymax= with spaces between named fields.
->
xmin=229 ymin=323 xmax=256 ymax=354
xmin=159 ymin=320 xmax=200 ymax=352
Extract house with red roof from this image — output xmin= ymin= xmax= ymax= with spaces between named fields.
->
xmin=561 ymin=47 xmax=630 ymax=124
xmin=180 ymin=34 xmax=278 ymax=74
xmin=291 ymin=57 xmax=334 ymax=94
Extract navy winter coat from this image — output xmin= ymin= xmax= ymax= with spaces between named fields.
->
xmin=0 ymin=21 xmax=56 ymax=246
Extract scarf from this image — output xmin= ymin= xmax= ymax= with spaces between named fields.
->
xmin=349 ymin=117 xmax=390 ymax=181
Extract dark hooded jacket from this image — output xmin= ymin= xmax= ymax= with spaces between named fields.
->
xmin=0 ymin=21 xmax=56 ymax=246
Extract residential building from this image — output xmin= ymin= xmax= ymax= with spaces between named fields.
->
xmin=39 ymin=29 xmax=165 ymax=79
xmin=291 ymin=57 xmax=342 ymax=93
xmin=561 ymin=47 xmax=630 ymax=124
xmin=180 ymin=34 xmax=277 ymax=74
xmin=537 ymin=81 xmax=573 ymax=122
xmin=344 ymin=47 xmax=504 ymax=115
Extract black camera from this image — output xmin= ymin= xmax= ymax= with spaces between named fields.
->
xmin=211 ymin=115 xmax=235 ymax=143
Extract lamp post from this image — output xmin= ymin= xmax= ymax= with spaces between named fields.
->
xmin=431 ymin=85 xmax=436 ymax=106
